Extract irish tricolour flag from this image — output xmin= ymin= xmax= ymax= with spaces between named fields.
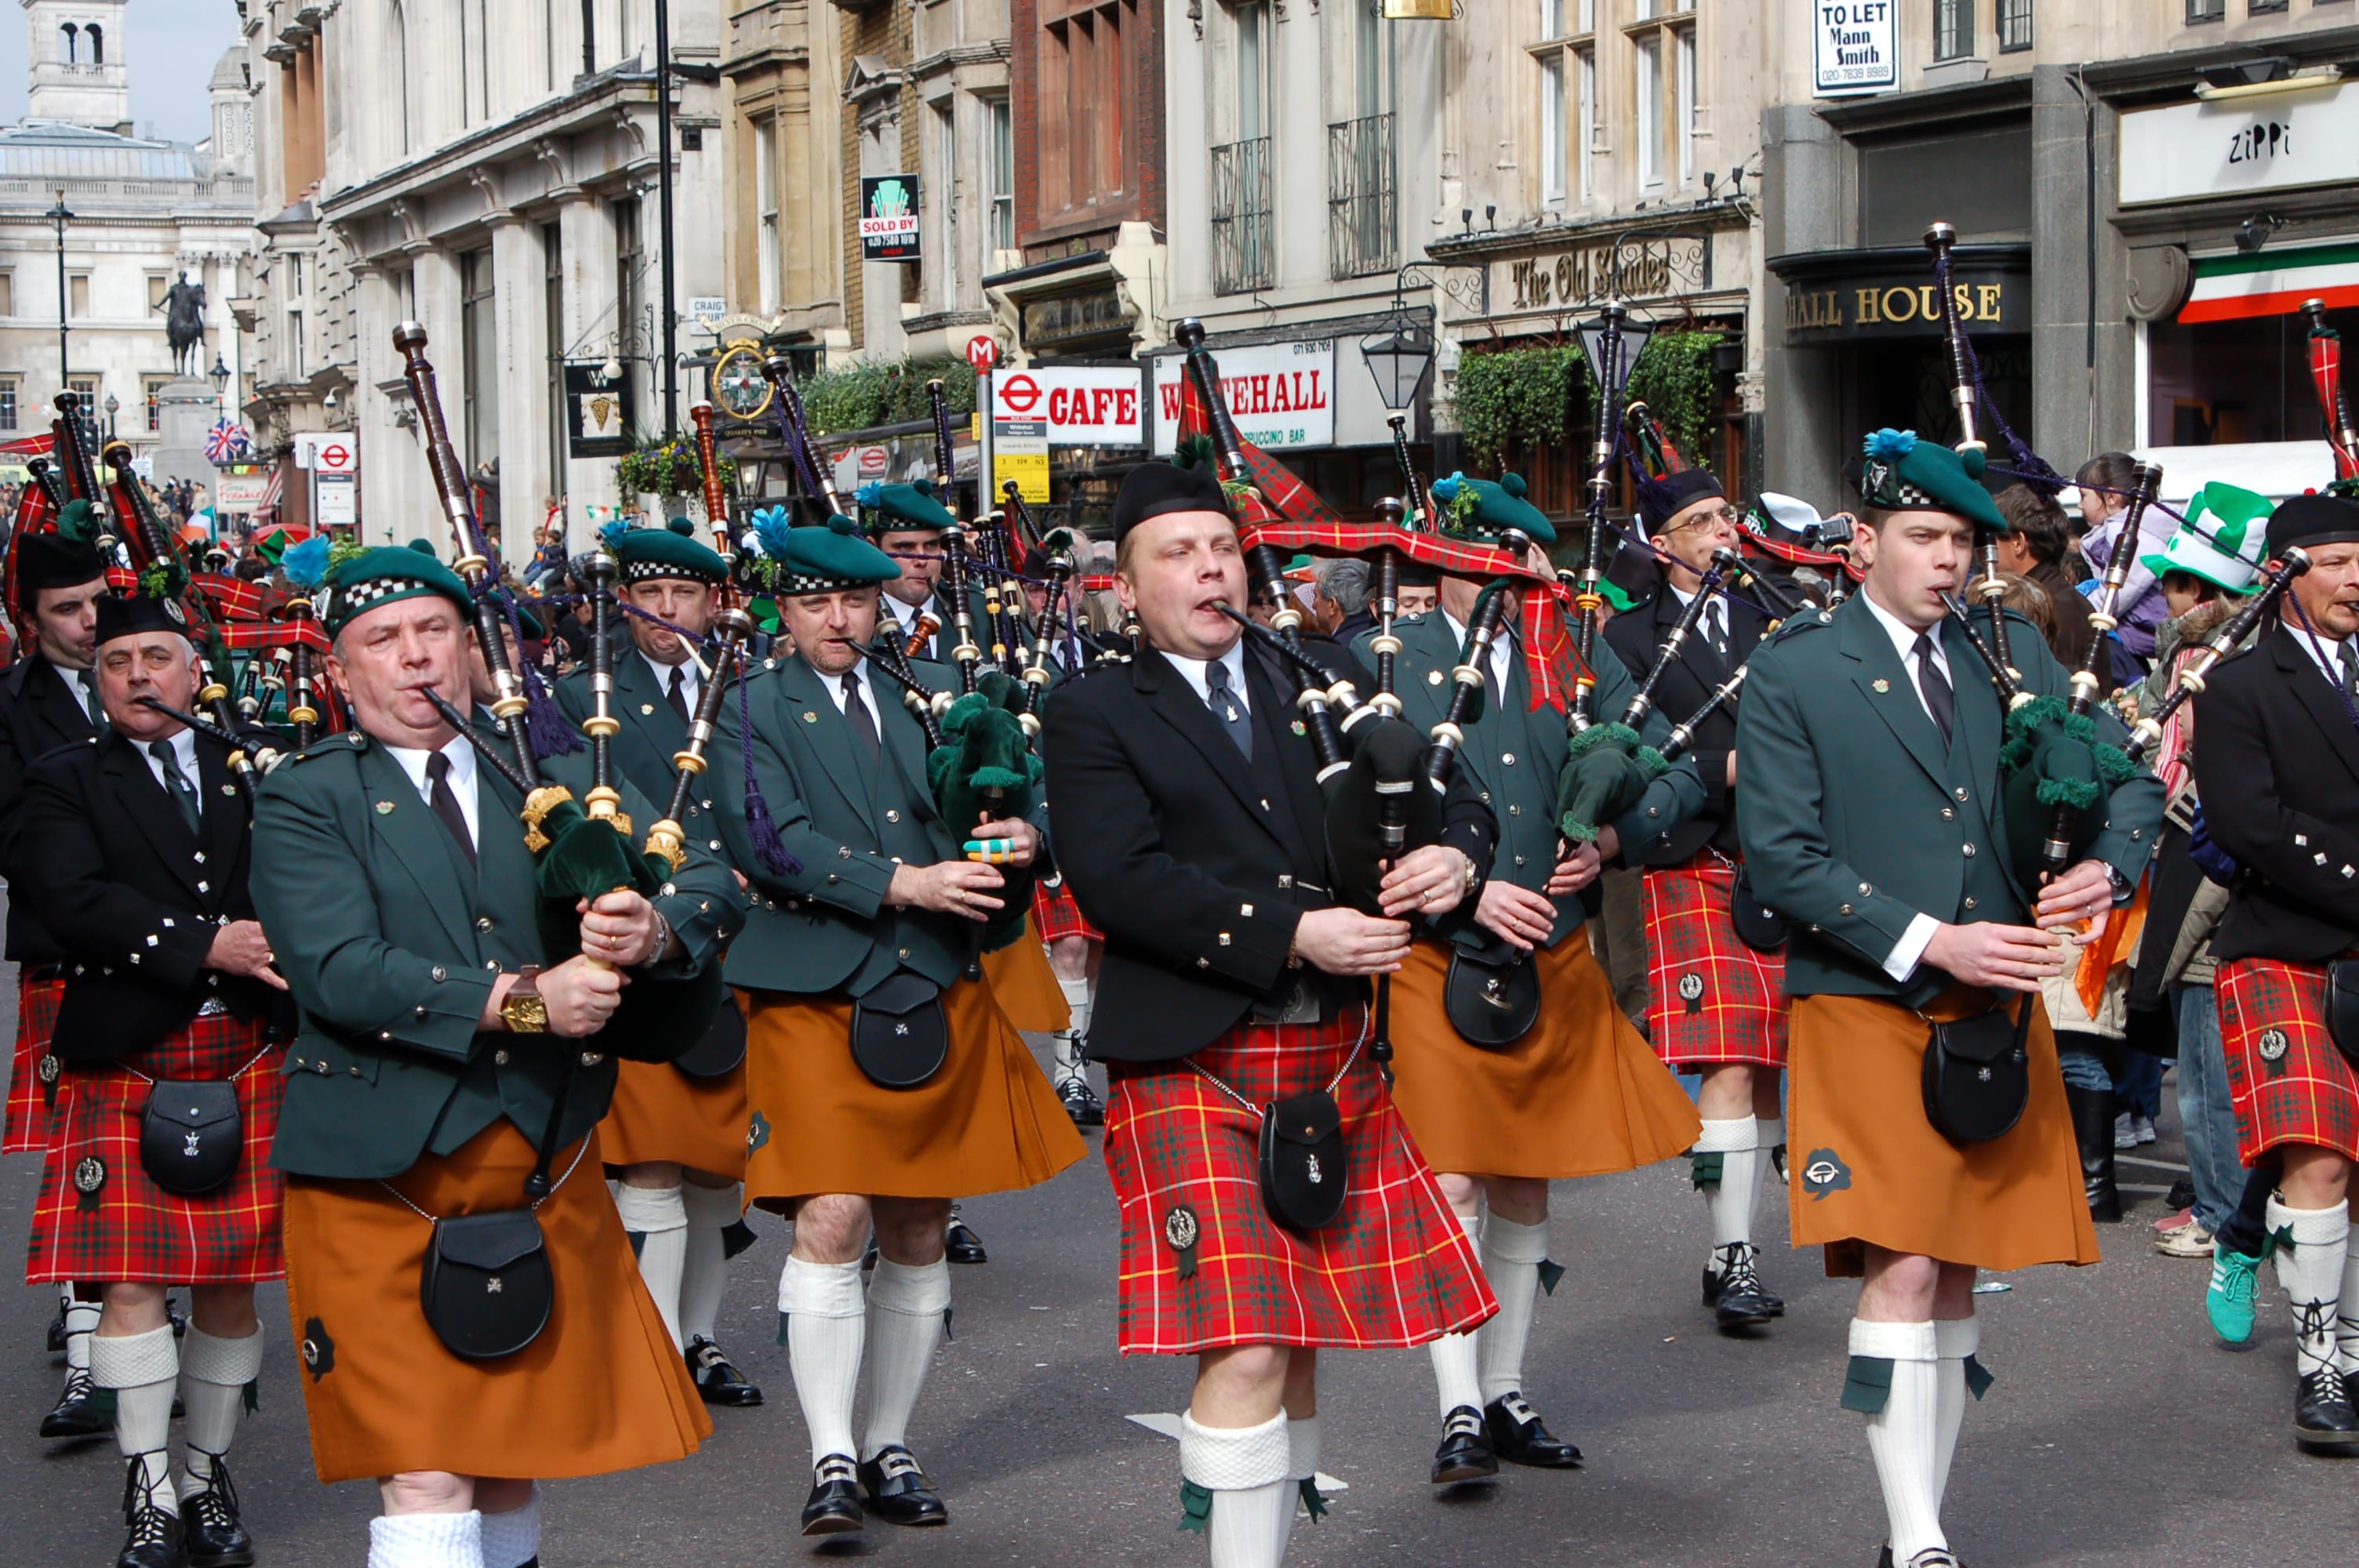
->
xmin=2180 ymin=243 xmax=2359 ymax=324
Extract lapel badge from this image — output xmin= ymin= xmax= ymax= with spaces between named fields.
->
xmin=1872 ymin=678 xmax=1890 ymax=693
xmin=802 ymin=710 xmax=819 ymax=724
xmin=1427 ymin=669 xmax=1445 ymax=686
xmin=220 ymin=784 xmax=236 ymax=796
xmin=640 ymin=703 xmax=656 ymax=716
xmin=1165 ymin=1203 xmax=1201 ymax=1279
xmin=374 ymin=800 xmax=395 ymax=815
xmin=1291 ymin=720 xmax=1307 ymax=737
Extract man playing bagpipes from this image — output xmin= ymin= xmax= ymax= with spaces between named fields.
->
xmin=0 ymin=510 xmax=113 ymax=1441
xmin=1366 ymin=472 xmax=1704 ymax=1486
xmin=2191 ymin=492 xmax=2359 ymax=1451
xmin=867 ymin=480 xmax=958 ymax=663
xmin=551 ymin=519 xmax=765 ymax=1410
xmin=1736 ymin=430 xmax=2163 ymax=1568
xmin=1603 ymin=466 xmax=1795 ymax=1331
xmin=1041 ymin=455 xmax=1497 ymax=1568
xmin=17 ymin=575 xmax=296 ymax=1568
xmin=250 ymin=546 xmax=746 ymax=1568
xmin=711 ymin=514 xmax=1085 ymax=1539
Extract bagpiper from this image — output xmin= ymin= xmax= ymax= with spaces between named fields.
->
xmin=868 ymin=481 xmax=957 ymax=663
xmin=1369 ymin=473 xmax=1703 ymax=1483
xmin=552 ymin=519 xmax=762 ymax=1408
xmin=712 ymin=514 xmax=1085 ymax=1538
xmin=1603 ymin=466 xmax=1794 ymax=1329
xmin=0 ymin=516 xmax=111 ymax=1440
xmin=251 ymin=546 xmax=745 ymax=1568
xmin=1736 ymin=431 xmax=2161 ymax=1567
xmin=18 ymin=581 xmax=293 ymax=1568
xmin=1041 ymin=456 xmax=1496 ymax=1568
xmin=2191 ymin=492 xmax=2359 ymax=1450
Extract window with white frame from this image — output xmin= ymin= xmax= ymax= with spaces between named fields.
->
xmin=1579 ymin=48 xmax=1597 ymax=200
xmin=1540 ymin=52 xmax=1567 ymax=205
xmin=987 ymin=98 xmax=1016 ymax=257
xmin=756 ymin=115 xmax=780 ymax=315
xmin=1635 ymin=34 xmax=1661 ymax=191
xmin=0 ymin=380 xmax=17 ymax=432
xmin=1677 ymin=27 xmax=1697 ymax=188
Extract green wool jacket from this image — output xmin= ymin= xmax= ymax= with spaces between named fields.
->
xmin=1734 ymin=593 xmax=2165 ymax=1007
xmin=1361 ymin=610 xmax=1703 ymax=952
xmin=553 ymin=646 xmax=725 ymax=845
xmin=711 ymin=650 xmax=1050 ymax=997
xmin=252 ymin=731 xmax=746 ymax=1181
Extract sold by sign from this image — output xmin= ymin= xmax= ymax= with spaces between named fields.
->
xmin=988 ymin=367 xmax=1143 ymax=447
xmin=860 ymin=176 xmax=921 ymax=262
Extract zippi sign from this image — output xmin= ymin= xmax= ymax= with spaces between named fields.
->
xmin=988 ymin=367 xmax=1144 ymax=447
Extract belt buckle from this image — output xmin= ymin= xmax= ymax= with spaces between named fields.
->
xmin=196 ymin=998 xmax=228 ymax=1018
xmin=1256 ymin=976 xmax=1322 ymax=1026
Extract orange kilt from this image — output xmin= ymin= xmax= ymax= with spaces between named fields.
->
xmin=980 ymin=920 xmax=1074 ymax=1034
xmin=281 ymin=1122 xmax=709 ymax=1485
xmin=1788 ymin=989 xmax=2097 ymax=1277
xmin=1388 ymin=935 xmax=1702 ymax=1179
xmin=596 ymin=997 xmax=751 ymax=1177
xmin=740 ymin=970 xmax=1087 ymax=1209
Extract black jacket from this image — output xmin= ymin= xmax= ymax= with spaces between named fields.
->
xmin=2194 ymin=624 xmax=2359 ymax=965
xmin=1041 ymin=637 xmax=1495 ymax=1063
xmin=17 ymin=728 xmax=292 ymax=1064
xmin=0 ymin=653 xmax=100 ymax=964
xmin=1602 ymin=580 xmax=1771 ymax=863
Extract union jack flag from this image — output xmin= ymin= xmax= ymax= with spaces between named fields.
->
xmin=204 ymin=421 xmax=253 ymax=465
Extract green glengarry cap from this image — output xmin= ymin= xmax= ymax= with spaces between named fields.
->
xmin=318 ymin=544 xmax=473 ymax=636
xmin=776 ymin=515 xmax=903 ymax=597
xmin=612 ymin=517 xmax=730 ymax=585
xmin=1430 ymin=470 xmax=1558 ymax=547
xmin=862 ymin=478 xmax=957 ymax=535
xmin=1858 ymin=429 xmax=2005 ymax=532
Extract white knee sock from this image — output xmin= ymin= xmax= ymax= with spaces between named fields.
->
xmin=1058 ymin=975 xmax=1094 ymax=1040
xmin=62 ymin=1292 xmax=100 ymax=1374
xmin=90 ymin=1325 xmax=178 ymax=1514
xmin=367 ymin=1511 xmax=485 ymax=1568
xmin=1697 ymin=1117 xmax=1761 ymax=1266
xmin=1478 ymin=1215 xmax=1550 ymax=1406
xmin=1757 ymin=1114 xmax=1786 ymax=1157
xmin=1180 ymin=1410 xmax=1292 ymax=1568
xmin=1427 ymin=1199 xmax=1483 ymax=1416
xmin=1852 ymin=1319 xmax=1945 ymax=1561
xmin=1283 ymin=1413 xmax=1321 ymax=1533
xmin=2270 ymin=1196 xmax=2351 ymax=1379
xmin=679 ymin=1182 xmax=741 ymax=1346
xmin=478 ymin=1487 xmax=540 ymax=1568
xmin=178 ymin=1324 xmax=264 ymax=1497
xmin=1932 ymin=1315 xmax=1977 ymax=1508
xmin=780 ymin=1254 xmax=867 ymax=1466
xmin=863 ymin=1256 xmax=951 ymax=1460
xmin=2335 ymin=1225 xmax=2359 ymax=1377
xmin=616 ymin=1181 xmax=690 ymax=1350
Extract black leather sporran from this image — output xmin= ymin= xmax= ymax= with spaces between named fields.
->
xmin=137 ymin=1080 xmax=241 ymax=1196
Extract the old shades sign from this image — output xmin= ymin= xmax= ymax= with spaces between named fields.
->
xmin=1150 ymin=339 xmax=1336 ymax=454
xmin=1499 ymin=236 xmax=1707 ymax=314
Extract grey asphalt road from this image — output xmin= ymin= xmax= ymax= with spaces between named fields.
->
xmin=1 ymin=982 xmax=2342 ymax=1567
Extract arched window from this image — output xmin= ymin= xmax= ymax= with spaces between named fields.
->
xmin=389 ymin=0 xmax=412 ymax=155
xmin=60 ymin=24 xmax=78 ymax=67
xmin=86 ymin=24 xmax=102 ymax=66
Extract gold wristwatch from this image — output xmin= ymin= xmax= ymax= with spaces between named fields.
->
xmin=500 ymin=966 xmax=549 ymax=1034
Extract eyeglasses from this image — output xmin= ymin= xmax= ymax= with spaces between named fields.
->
xmin=1666 ymin=505 xmax=1743 ymax=535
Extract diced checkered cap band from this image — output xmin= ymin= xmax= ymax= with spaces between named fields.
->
xmin=322 ymin=574 xmax=459 ymax=630
xmin=1861 ymin=460 xmax=1937 ymax=510
xmin=777 ymin=570 xmax=870 ymax=597
xmin=621 ymin=557 xmax=722 ymax=585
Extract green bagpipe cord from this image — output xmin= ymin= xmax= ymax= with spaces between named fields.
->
xmin=1997 ymin=694 xmax=2134 ymax=815
xmin=926 ymin=672 xmax=1044 ymax=951
xmin=1557 ymin=720 xmax=1670 ymax=844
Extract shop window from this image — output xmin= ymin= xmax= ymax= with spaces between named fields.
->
xmin=2146 ymin=306 xmax=2359 ymax=449
xmin=1933 ymin=0 xmax=1974 ymax=60
xmin=1998 ymin=0 xmax=2033 ymax=49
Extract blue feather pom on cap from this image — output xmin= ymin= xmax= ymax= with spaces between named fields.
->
xmin=1431 ymin=472 xmax=1466 ymax=503
xmin=597 ymin=520 xmax=630 ymax=552
xmin=282 ymin=534 xmax=332 ymax=591
xmin=855 ymin=481 xmax=885 ymax=509
xmin=1863 ymin=428 xmax=1917 ymax=461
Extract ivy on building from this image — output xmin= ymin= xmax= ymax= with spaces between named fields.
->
xmin=1447 ymin=329 xmax=1725 ymax=472
xmin=799 ymin=357 xmax=978 ymax=435
xmin=617 ymin=437 xmax=737 ymax=499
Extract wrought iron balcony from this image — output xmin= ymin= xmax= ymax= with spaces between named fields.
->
xmin=1327 ymin=114 xmax=1397 ymax=280
xmin=1209 ymin=136 xmax=1273 ymax=296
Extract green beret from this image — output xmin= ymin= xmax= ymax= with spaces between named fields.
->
xmin=612 ymin=518 xmax=729 ymax=586
xmin=776 ymin=515 xmax=903 ymax=597
xmin=862 ymin=478 xmax=956 ymax=535
xmin=319 ymin=545 xmax=473 ymax=637
xmin=1859 ymin=429 xmax=2005 ymax=532
xmin=1431 ymin=471 xmax=1558 ymax=547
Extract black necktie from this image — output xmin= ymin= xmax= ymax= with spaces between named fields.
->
xmin=1914 ymin=633 xmax=1954 ymax=746
xmin=2339 ymin=641 xmax=2359 ymax=704
xmin=667 ymin=664 xmax=691 ymax=724
xmin=424 ymin=752 xmax=477 ymax=868
xmin=149 ymin=741 xmax=199 ymax=834
xmin=1205 ymin=658 xmax=1252 ymax=760
xmin=76 ymin=667 xmax=103 ymax=729
xmin=842 ymin=673 xmax=881 ymax=764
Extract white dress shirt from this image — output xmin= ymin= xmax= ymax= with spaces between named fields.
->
xmin=883 ymin=594 xmax=940 ymax=643
xmin=140 ymin=725 xmax=202 ymax=799
xmin=1440 ymin=609 xmax=1518 ymax=698
xmin=1159 ymin=641 xmax=1252 ymax=719
xmin=2285 ymin=618 xmax=2358 ymax=696
xmin=55 ymin=661 xmax=99 ymax=725
xmin=642 ymin=649 xmax=700 ymax=713
xmin=1856 ymin=592 xmax=1965 ymax=982
xmin=1667 ymin=582 xmax=1728 ymax=653
xmin=823 ymin=662 xmax=876 ymax=719
xmin=384 ymin=734 xmax=481 ymax=850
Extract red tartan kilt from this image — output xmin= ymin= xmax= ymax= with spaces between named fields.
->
xmin=2 ymin=971 xmax=65 ymax=1156
xmin=1641 ymin=857 xmax=1789 ymax=1069
xmin=2216 ymin=956 xmax=2359 ymax=1164
xmin=1101 ymin=1005 xmax=1496 ymax=1356
xmin=1030 ymin=877 xmax=1101 ymax=946
xmin=25 ymin=1013 xmax=286 ymax=1285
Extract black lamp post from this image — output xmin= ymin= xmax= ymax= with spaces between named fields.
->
xmin=104 ymin=392 xmax=118 ymax=443
xmin=46 ymin=189 xmax=73 ymax=400
xmin=209 ymin=353 xmax=231 ymax=416
xmin=1359 ymin=318 xmax=1434 ymax=412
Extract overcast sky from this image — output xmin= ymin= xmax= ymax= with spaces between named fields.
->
xmin=0 ymin=1 xmax=243 ymax=144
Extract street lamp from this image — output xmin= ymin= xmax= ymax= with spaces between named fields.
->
xmin=45 ymin=189 xmax=73 ymax=401
xmin=209 ymin=353 xmax=231 ymax=414
xmin=103 ymin=392 xmax=119 ymax=443
xmin=1359 ymin=320 xmax=1434 ymax=412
